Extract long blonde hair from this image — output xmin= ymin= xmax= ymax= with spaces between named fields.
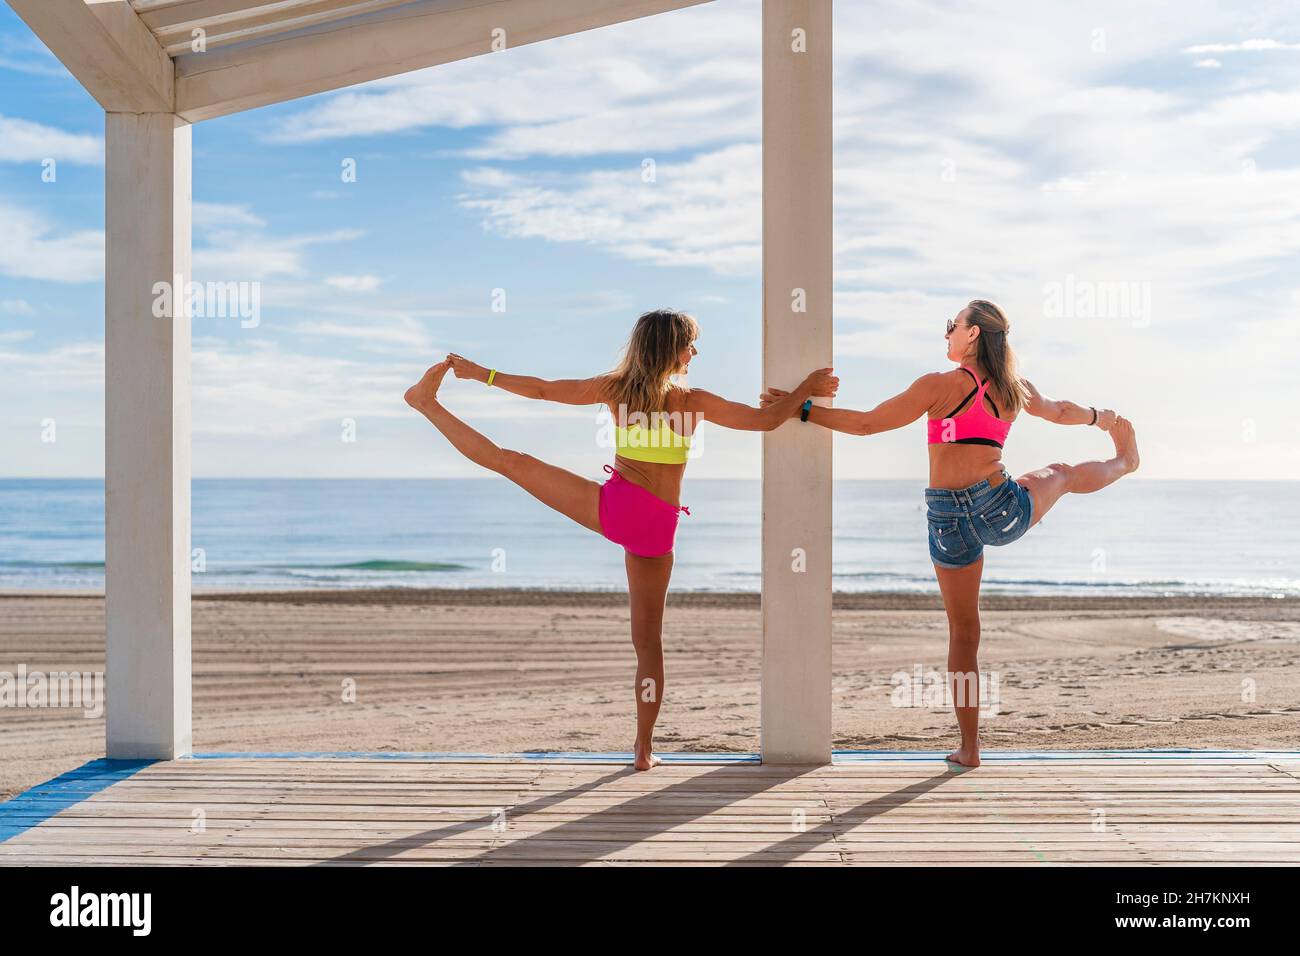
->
xmin=602 ymin=309 xmax=698 ymax=416
xmin=965 ymin=299 xmax=1029 ymax=416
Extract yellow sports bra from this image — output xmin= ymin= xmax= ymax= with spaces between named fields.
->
xmin=615 ymin=418 xmax=691 ymax=465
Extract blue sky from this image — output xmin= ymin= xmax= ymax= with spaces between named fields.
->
xmin=1 ymin=0 xmax=1298 ymax=480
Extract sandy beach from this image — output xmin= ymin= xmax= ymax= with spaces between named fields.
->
xmin=3 ymin=589 xmax=1299 ymax=800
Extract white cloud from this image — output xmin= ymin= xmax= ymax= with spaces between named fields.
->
xmin=195 ymin=228 xmax=363 ymax=282
xmin=0 ymin=115 xmax=101 ymax=164
xmin=0 ymin=200 xmax=102 ymax=282
xmin=189 ymin=201 xmax=363 ymax=281
xmin=459 ymin=143 xmax=761 ymax=274
xmin=190 ymin=339 xmax=406 ymax=437
xmin=325 ymin=274 xmax=384 ymax=293
xmin=268 ymin=2 xmax=757 ymax=157
xmin=0 ymin=192 xmax=368 ymax=294
xmin=188 ymin=336 xmax=574 ymax=438
xmin=292 ymin=315 xmax=432 ymax=352
xmin=1183 ymin=40 xmax=1300 ymax=54
xmin=1 ymin=299 xmax=36 ymax=316
xmin=194 ymin=202 xmax=265 ymax=229
xmin=0 ymin=338 xmax=102 ymax=385
xmin=0 ymin=34 xmax=68 ymax=79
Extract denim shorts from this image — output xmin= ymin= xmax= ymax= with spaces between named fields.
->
xmin=925 ymin=469 xmax=1034 ymax=569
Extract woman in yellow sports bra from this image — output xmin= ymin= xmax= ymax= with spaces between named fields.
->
xmin=404 ymin=308 xmax=837 ymax=770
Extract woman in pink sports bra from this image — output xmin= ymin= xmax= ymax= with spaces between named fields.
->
xmin=405 ymin=309 xmax=837 ymax=770
xmin=763 ymin=299 xmax=1140 ymax=768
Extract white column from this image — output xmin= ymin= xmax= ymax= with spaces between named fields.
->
xmin=761 ymin=0 xmax=833 ymax=764
xmin=105 ymin=113 xmax=193 ymax=760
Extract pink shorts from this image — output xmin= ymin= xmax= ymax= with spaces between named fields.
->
xmin=598 ymin=464 xmax=690 ymax=558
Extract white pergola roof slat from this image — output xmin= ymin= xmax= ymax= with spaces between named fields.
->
xmin=170 ymin=0 xmax=713 ymax=122
xmin=135 ymin=0 xmax=420 ymax=57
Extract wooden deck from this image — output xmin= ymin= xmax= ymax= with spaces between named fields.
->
xmin=2 ymin=752 xmax=1299 ymax=866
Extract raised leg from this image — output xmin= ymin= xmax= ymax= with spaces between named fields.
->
xmin=625 ymin=550 xmax=675 ymax=771
xmin=1016 ymin=416 xmax=1140 ymax=528
xmin=934 ymin=556 xmax=984 ymax=768
xmin=405 ymin=362 xmax=602 ymax=534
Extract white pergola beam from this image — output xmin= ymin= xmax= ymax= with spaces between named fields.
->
xmin=6 ymin=0 xmax=173 ymax=112
xmin=760 ymin=0 xmax=832 ymax=764
xmin=105 ymin=112 xmax=193 ymax=759
xmin=174 ymin=0 xmax=713 ymax=122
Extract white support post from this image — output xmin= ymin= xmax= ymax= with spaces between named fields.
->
xmin=105 ymin=113 xmax=193 ymax=760
xmin=760 ymin=0 xmax=833 ymax=764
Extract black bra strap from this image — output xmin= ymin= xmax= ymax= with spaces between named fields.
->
xmin=943 ymin=386 xmax=980 ymax=420
xmin=947 ymin=367 xmax=1003 ymax=419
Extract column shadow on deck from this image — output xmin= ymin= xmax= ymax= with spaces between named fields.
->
xmin=722 ymin=768 xmax=957 ymax=866
xmin=312 ymin=763 xmax=958 ymax=867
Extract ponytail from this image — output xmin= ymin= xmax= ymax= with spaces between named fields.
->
xmin=966 ymin=299 xmax=1029 ymax=416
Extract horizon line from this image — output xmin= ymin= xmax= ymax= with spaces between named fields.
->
xmin=0 ymin=474 xmax=1288 ymax=483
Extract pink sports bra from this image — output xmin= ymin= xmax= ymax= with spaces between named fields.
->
xmin=926 ymin=365 xmax=1012 ymax=449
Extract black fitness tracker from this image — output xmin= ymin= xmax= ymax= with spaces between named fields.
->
xmin=1089 ymin=406 xmax=1098 ymax=426
xmin=800 ymin=398 xmax=813 ymax=422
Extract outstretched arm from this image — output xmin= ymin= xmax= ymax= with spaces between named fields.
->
xmin=446 ymin=354 xmax=608 ymax=405
xmin=688 ymin=368 xmax=839 ymax=431
xmin=1023 ymin=379 xmax=1116 ymax=429
xmin=762 ymin=373 xmax=942 ymax=436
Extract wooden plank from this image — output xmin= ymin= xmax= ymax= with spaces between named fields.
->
xmin=6 ymin=757 xmax=1300 ymax=866
xmin=173 ymin=0 xmax=714 ymax=122
xmin=7 ymin=0 xmax=173 ymax=111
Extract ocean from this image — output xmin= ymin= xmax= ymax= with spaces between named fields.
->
xmin=0 ymin=478 xmax=1294 ymax=597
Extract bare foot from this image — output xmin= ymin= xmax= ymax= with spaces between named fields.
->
xmin=945 ymin=747 xmax=980 ymax=768
xmin=633 ymin=745 xmax=661 ymax=771
xmin=404 ymin=360 xmax=450 ymax=412
xmin=1109 ymin=416 xmax=1140 ymax=474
